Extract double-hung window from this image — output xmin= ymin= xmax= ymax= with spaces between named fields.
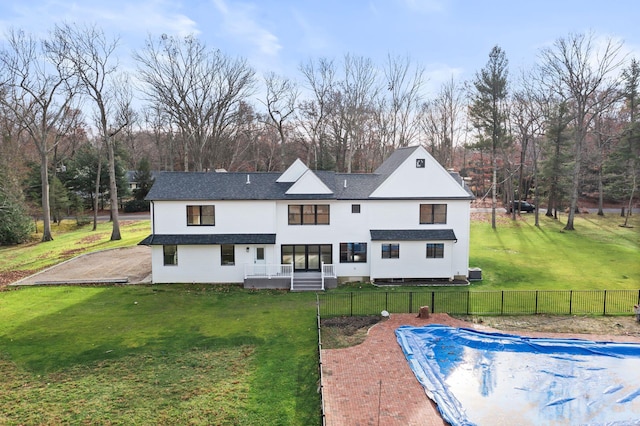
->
xmin=381 ymin=243 xmax=399 ymax=259
xmin=420 ymin=204 xmax=447 ymax=224
xmin=426 ymin=243 xmax=444 ymax=258
xmin=187 ymin=205 xmax=215 ymax=225
xmin=221 ymin=244 xmax=235 ymax=265
xmin=288 ymin=204 xmax=330 ymax=225
xmin=340 ymin=243 xmax=367 ymax=263
xmin=163 ymin=245 xmax=178 ymax=265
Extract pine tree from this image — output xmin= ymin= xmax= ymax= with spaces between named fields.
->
xmin=469 ymin=46 xmax=509 ymax=229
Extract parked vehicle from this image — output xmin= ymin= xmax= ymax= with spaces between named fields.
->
xmin=508 ymin=200 xmax=536 ymax=213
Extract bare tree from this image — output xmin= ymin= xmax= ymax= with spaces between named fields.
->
xmin=299 ymin=58 xmax=336 ymax=169
xmin=50 ymin=23 xmax=133 ymax=240
xmin=537 ymin=32 xmax=624 ymax=230
xmin=0 ymin=28 xmax=79 ymax=241
xmin=260 ymin=72 xmax=299 ymax=169
xmin=134 ymin=34 xmax=255 ymax=172
xmin=421 ymin=76 xmax=464 ymax=168
xmin=382 ymin=54 xmax=425 ymax=149
xmin=335 ymin=54 xmax=379 ymax=172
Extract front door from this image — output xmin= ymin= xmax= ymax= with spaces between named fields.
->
xmin=281 ymin=244 xmax=332 ymax=272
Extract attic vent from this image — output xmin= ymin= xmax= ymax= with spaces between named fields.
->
xmin=246 ymin=174 xmax=251 ymax=184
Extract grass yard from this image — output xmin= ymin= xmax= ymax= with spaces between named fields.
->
xmin=0 ymin=285 xmax=320 ymax=425
xmin=469 ymin=212 xmax=640 ymax=290
xmin=334 ymin=212 xmax=640 ymax=292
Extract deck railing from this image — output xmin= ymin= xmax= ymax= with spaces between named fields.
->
xmin=320 ymin=263 xmax=336 ymax=291
xmin=244 ymin=263 xmax=293 ymax=280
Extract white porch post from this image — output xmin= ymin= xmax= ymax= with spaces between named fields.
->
xmin=290 ymin=262 xmax=294 ymax=291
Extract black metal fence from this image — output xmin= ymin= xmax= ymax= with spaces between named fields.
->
xmin=318 ymin=289 xmax=640 ymax=318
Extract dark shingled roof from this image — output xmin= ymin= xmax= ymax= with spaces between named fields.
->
xmin=145 ymin=145 xmax=474 ymax=201
xmin=369 ymin=229 xmax=457 ymax=241
xmin=139 ymin=233 xmax=276 ymax=245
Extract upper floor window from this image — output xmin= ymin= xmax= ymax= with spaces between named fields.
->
xmin=340 ymin=242 xmax=367 ymax=263
xmin=420 ymin=204 xmax=447 ymax=224
xmin=187 ymin=205 xmax=215 ymax=226
xmin=381 ymin=243 xmax=399 ymax=259
xmin=163 ymin=245 xmax=178 ymax=265
xmin=426 ymin=243 xmax=444 ymax=258
xmin=288 ymin=204 xmax=330 ymax=225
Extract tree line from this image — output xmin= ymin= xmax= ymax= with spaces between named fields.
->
xmin=0 ymin=24 xmax=638 ymax=244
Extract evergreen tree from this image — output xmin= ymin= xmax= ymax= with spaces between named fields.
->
xmin=133 ymin=158 xmax=154 ymax=201
xmin=469 ymin=45 xmax=509 ymax=229
xmin=540 ymin=101 xmax=573 ymax=218
xmin=0 ymin=170 xmax=34 ymax=245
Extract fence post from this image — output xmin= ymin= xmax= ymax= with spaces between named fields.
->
xmin=350 ymin=292 xmax=353 ymax=317
xmin=431 ymin=292 xmax=435 ymax=314
xmin=466 ymin=291 xmax=470 ymax=315
xmin=501 ymin=291 xmax=504 ymax=315
xmin=535 ymin=290 xmax=539 ymax=314
xmin=385 ymin=292 xmax=388 ymax=312
xmin=569 ymin=290 xmax=573 ymax=315
xmin=603 ymin=290 xmax=607 ymax=316
xmin=409 ymin=292 xmax=413 ymax=314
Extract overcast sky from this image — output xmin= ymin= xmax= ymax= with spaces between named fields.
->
xmin=1 ymin=0 xmax=639 ymax=97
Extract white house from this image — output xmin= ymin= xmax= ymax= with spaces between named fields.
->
xmin=140 ymin=145 xmax=474 ymax=290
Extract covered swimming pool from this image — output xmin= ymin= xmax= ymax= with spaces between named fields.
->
xmin=396 ymin=324 xmax=640 ymax=425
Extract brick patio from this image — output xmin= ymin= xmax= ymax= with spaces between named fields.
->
xmin=320 ymin=313 xmax=640 ymax=426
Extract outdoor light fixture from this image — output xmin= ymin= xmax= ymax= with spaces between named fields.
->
xmin=246 ymin=247 xmax=250 ymax=252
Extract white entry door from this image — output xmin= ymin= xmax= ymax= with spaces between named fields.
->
xmin=254 ymin=247 xmax=265 ymax=264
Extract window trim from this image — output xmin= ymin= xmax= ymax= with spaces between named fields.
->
xmin=288 ymin=204 xmax=330 ymax=225
xmin=426 ymin=243 xmax=445 ymax=259
xmin=163 ymin=244 xmax=178 ymax=265
xmin=419 ymin=204 xmax=447 ymax=224
xmin=381 ymin=243 xmax=399 ymax=259
xmin=340 ymin=242 xmax=367 ymax=263
xmin=351 ymin=204 xmax=361 ymax=214
xmin=187 ymin=205 xmax=215 ymax=226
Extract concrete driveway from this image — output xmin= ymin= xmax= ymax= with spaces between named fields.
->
xmin=12 ymin=246 xmax=152 ymax=286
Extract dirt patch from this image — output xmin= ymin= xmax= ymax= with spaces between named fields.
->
xmin=0 ymin=270 xmax=39 ymax=289
xmin=321 ymin=313 xmax=640 ymax=349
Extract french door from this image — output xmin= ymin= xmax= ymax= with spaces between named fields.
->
xmin=281 ymin=244 xmax=332 ymax=272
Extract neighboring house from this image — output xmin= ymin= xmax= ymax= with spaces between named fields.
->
xmin=140 ymin=145 xmax=474 ymax=290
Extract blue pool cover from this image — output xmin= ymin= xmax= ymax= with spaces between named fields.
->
xmin=395 ymin=325 xmax=640 ymax=426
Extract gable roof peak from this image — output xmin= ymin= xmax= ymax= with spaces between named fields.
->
xmin=276 ymin=158 xmax=309 ymax=183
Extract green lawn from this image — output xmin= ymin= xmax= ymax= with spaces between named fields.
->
xmin=469 ymin=213 xmax=640 ymax=290
xmin=0 ymin=285 xmax=320 ymax=425
xmin=0 ymin=211 xmax=638 ymax=423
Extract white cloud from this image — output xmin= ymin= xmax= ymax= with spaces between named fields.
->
xmin=211 ymin=0 xmax=282 ymax=57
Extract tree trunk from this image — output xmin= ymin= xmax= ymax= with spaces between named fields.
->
xmin=40 ymin=152 xmax=54 ymax=242
xmin=107 ymin=139 xmax=121 ymax=240
xmin=491 ymin=154 xmax=497 ymax=229
xmin=92 ymin=148 xmax=102 ymax=231
xmin=564 ymin=128 xmax=583 ymax=231
xmin=597 ymin=167 xmax=604 ymax=216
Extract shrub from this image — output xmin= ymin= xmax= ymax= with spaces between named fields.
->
xmin=124 ymin=199 xmax=150 ymax=212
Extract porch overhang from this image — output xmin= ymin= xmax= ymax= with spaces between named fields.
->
xmin=139 ymin=233 xmax=276 ymax=245
xmin=370 ymin=229 xmax=457 ymax=242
